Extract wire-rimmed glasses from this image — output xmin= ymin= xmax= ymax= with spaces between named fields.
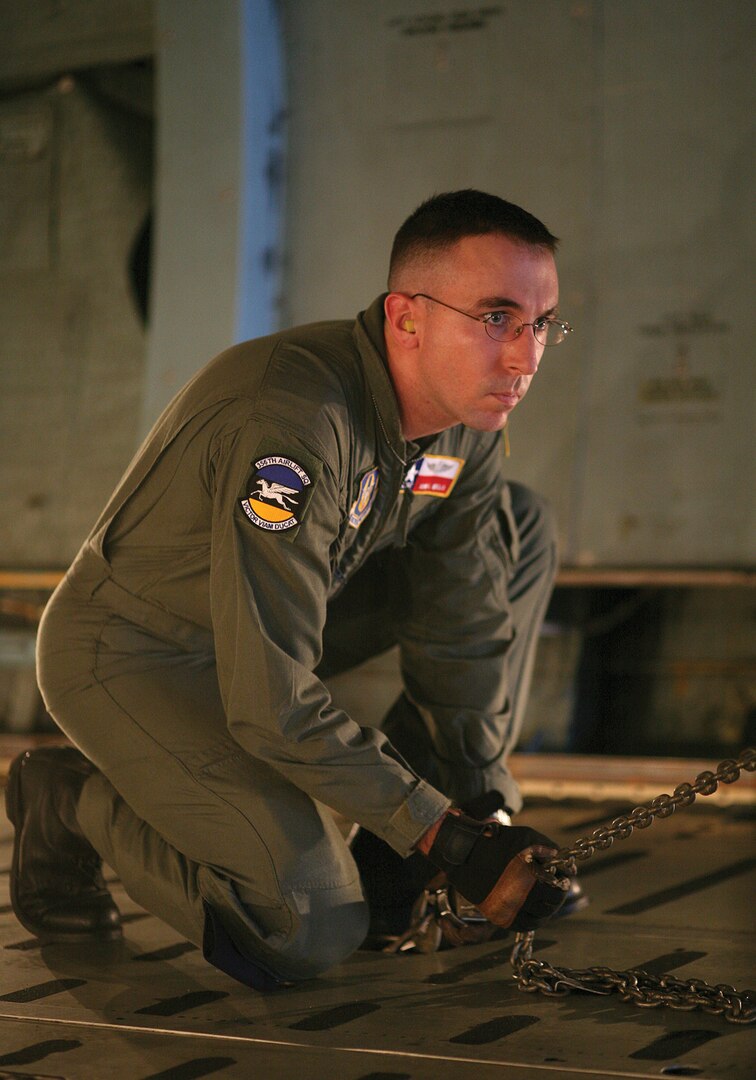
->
xmin=410 ymin=293 xmax=573 ymax=346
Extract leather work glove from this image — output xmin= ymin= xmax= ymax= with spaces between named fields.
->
xmin=416 ymin=810 xmax=569 ymax=932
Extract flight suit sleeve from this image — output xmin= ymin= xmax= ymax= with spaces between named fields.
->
xmin=208 ymin=416 xmax=449 ymax=855
xmin=397 ymin=433 xmax=522 ymax=810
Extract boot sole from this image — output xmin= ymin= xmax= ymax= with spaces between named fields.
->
xmin=5 ymin=752 xmax=122 ymax=943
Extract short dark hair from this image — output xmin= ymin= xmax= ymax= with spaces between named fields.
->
xmin=388 ymin=189 xmax=558 ymax=288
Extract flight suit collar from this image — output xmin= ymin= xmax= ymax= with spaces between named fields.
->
xmin=354 ymin=294 xmax=421 ymax=467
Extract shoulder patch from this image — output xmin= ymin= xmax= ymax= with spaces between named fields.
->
xmin=348 ymin=467 xmax=379 ymax=528
xmin=240 ymin=455 xmax=314 ymax=534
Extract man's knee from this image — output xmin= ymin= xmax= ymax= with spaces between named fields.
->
xmin=507 ymin=483 xmax=557 ymax=555
xmin=202 ymin=860 xmax=369 ymax=985
xmin=500 ymin=484 xmax=557 ymax=605
xmin=203 ymin=893 xmax=369 ymax=989
xmin=278 ymin=897 xmax=370 ymax=978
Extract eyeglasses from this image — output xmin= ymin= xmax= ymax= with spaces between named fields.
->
xmin=410 ymin=293 xmax=574 ymax=346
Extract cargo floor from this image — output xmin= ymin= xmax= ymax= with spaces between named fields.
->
xmin=0 ymin=749 xmax=753 ymax=1079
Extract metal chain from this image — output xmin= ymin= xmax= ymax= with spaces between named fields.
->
xmin=511 ymin=937 xmax=756 ymax=1024
xmin=511 ymin=747 xmax=756 ymax=1024
xmin=541 ymin=747 xmax=756 ymax=877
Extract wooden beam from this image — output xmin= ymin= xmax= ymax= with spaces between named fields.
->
xmin=0 ymin=571 xmax=65 ymax=591
xmin=555 ymin=566 xmax=756 ymax=588
xmin=1 ymin=566 xmax=754 ymax=593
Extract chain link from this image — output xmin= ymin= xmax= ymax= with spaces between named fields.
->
xmin=511 ymin=748 xmax=756 ymax=1024
xmin=542 ymin=747 xmax=756 ymax=878
xmin=511 ymin=932 xmax=755 ymax=1023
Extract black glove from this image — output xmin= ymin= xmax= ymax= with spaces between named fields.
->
xmin=424 ymin=811 xmax=569 ymax=931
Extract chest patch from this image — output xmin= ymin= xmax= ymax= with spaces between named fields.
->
xmin=402 ymin=454 xmax=464 ymax=497
xmin=240 ymin=455 xmax=312 ymax=532
xmin=349 ymin=467 xmax=379 ymax=527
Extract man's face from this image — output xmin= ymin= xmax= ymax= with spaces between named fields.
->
xmin=401 ymin=233 xmax=559 ymax=436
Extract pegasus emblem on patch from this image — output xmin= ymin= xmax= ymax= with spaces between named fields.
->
xmin=240 ymin=456 xmax=312 ymax=532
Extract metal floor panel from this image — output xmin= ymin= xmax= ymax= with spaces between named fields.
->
xmin=0 ymin=794 xmax=754 ymax=1079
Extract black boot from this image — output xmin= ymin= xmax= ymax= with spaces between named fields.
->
xmin=351 ymin=827 xmax=434 ymax=945
xmin=6 ymin=747 xmax=121 ymax=941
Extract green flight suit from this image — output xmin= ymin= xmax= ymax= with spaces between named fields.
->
xmin=36 ymin=295 xmax=556 ymax=983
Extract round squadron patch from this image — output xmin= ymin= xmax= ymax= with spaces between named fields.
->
xmin=240 ymin=455 xmax=312 ymax=532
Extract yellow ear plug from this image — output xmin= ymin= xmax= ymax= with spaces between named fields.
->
xmin=404 ymin=319 xmax=415 ymax=332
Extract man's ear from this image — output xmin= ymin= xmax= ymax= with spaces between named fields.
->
xmin=384 ymin=293 xmax=420 ymax=346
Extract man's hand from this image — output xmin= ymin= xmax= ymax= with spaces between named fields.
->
xmin=417 ymin=810 xmax=568 ymax=931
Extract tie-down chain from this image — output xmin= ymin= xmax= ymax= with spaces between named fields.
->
xmin=511 ymin=747 xmax=756 ymax=1024
xmin=384 ymin=748 xmax=755 ymax=1023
